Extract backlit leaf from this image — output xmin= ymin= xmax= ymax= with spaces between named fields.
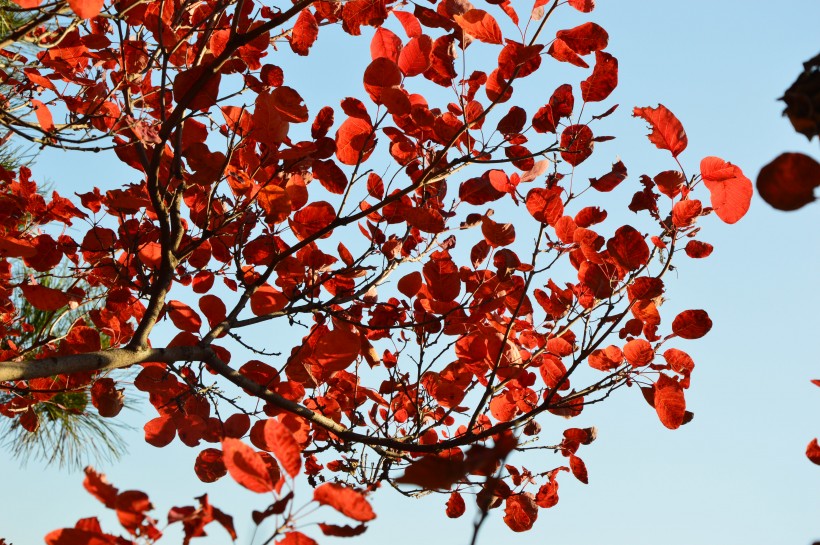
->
xmin=313 ymin=483 xmax=376 ymax=522
xmin=453 ymin=9 xmax=503 ymax=45
xmin=222 ymin=438 xmax=274 ymax=493
xmin=671 ymin=309 xmax=712 ymax=340
xmin=633 ymin=104 xmax=688 ymax=157
xmin=700 ymin=156 xmax=753 ymax=224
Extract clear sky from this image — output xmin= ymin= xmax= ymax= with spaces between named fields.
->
xmin=2 ymin=1 xmax=819 ymax=545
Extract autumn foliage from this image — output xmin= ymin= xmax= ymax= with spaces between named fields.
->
xmin=0 ymin=0 xmax=755 ymax=542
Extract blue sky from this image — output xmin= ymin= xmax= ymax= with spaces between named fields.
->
xmin=2 ymin=1 xmax=819 ymax=544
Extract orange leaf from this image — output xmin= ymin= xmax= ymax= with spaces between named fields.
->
xmin=313 ymin=482 xmax=376 ymax=522
xmin=453 ymin=9 xmax=503 ymax=45
xmin=222 ymin=438 xmax=274 ymax=493
xmin=623 ymin=339 xmax=654 ymax=366
xmin=633 ymin=104 xmax=688 ymax=158
xmin=654 ymin=374 xmax=686 ymax=429
xmin=700 ymin=156 xmax=753 ymax=224
xmin=68 ymin=0 xmax=105 ymax=19
xmin=31 ymin=100 xmax=55 ymax=131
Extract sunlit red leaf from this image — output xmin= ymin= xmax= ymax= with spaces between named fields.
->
xmin=195 ymin=448 xmax=227 ymax=483
xmin=671 ymin=309 xmax=712 ymax=340
xmin=290 ymin=9 xmax=319 ymax=55
xmin=262 ymin=419 xmax=302 ymax=478
xmin=663 ymin=348 xmax=695 ymax=375
xmin=19 ymin=283 xmax=71 ymax=311
xmin=556 ymin=23 xmax=608 ymax=55
xmin=633 ymin=104 xmax=688 ymax=158
xmin=68 ymin=0 xmax=105 ymax=19
xmin=397 ymin=271 xmax=422 ymax=298
xmin=314 ymin=483 xmax=376 ymax=522
xmin=289 ymin=201 xmax=336 ymax=241
xmin=560 ymin=124 xmax=593 ymax=166
xmin=623 ymin=339 xmax=654 ymax=366
xmin=446 ymin=491 xmax=466 ymax=518
xmin=700 ymin=156 xmax=753 ymax=224
xmin=569 ymin=454 xmax=588 ymax=484
xmin=547 ymin=39 xmax=588 ymax=68
xmin=654 ymin=374 xmax=686 ymax=429
xmin=250 ymin=284 xmax=288 ymax=316
xmin=581 ymin=51 xmax=618 ymax=103
xmin=91 ymin=378 xmax=124 ymax=418
xmin=607 ymin=225 xmax=649 ymax=271
xmin=31 ymin=100 xmax=55 ymax=132
xmin=685 ymin=240 xmax=713 ymax=258
xmin=371 ymin=27 xmax=402 ymax=63
xmin=45 ymin=528 xmax=113 ymax=545
xmin=589 ymin=160 xmax=627 ymax=192
xmin=174 ymin=66 xmax=221 ymax=112
xmin=277 ymin=532 xmax=318 ymax=545
xmin=481 ymin=217 xmax=516 ymax=247
xmin=221 ymin=438 xmax=274 ymax=493
xmin=453 ymin=9 xmax=503 ymax=45
xmin=144 ymin=415 xmax=176 ymax=447
xmin=83 ymin=467 xmax=118 ymax=508
xmin=336 ymin=117 xmax=375 ymax=165
xmin=568 ymin=0 xmax=594 ymax=12
xmin=756 ymin=152 xmax=819 ymax=211
xmin=503 ymin=493 xmax=538 ymax=532
xmin=166 ymin=300 xmax=202 ymax=333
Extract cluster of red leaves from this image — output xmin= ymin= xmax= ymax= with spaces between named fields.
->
xmin=46 ymin=467 xmax=235 ymax=545
xmin=0 ymin=0 xmax=756 ymax=540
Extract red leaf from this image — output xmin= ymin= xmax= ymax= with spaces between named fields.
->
xmin=399 ymin=35 xmax=433 ymax=77
xmin=807 ymin=439 xmax=820 ymax=465
xmin=654 ymin=170 xmax=685 ymax=199
xmin=503 ymin=493 xmax=538 ymax=532
xmin=45 ymin=528 xmax=113 ymax=545
xmin=623 ymin=339 xmax=654 ymax=366
xmin=547 ymin=39 xmax=588 ymax=68
xmin=671 ymin=199 xmax=702 ymax=228
xmin=336 ymin=117 xmax=375 ymax=165
xmin=556 ymin=22 xmax=608 ymax=56
xmin=257 ymin=185 xmax=291 ymax=224
xmin=700 ymin=156 xmax=753 ymax=224
xmin=91 ymin=378 xmax=124 ymax=418
xmin=581 ymin=51 xmax=618 ymax=103
xmin=588 ymin=345 xmax=623 ymax=371
xmin=174 ymin=66 xmax=221 ymax=112
xmin=589 ymin=160 xmax=627 ymax=192
xmin=560 ymin=124 xmax=593 ymax=166
xmin=453 ymin=9 xmax=503 ymax=45
xmin=568 ymin=0 xmax=594 ymax=12
xmin=756 ymin=152 xmax=819 ymax=211
xmin=251 ymin=284 xmax=288 ymax=316
xmin=481 ymin=217 xmax=516 ymax=247
xmin=394 ymin=10 xmax=422 ymax=38
xmin=654 ymin=374 xmax=686 ymax=429
xmin=195 ymin=448 xmax=227 ymax=483
xmin=569 ymin=454 xmax=589 ymax=484
xmin=671 ymin=309 xmax=712 ymax=340
xmin=606 ymin=225 xmax=649 ymax=271
xmin=199 ymin=294 xmax=227 ymax=329
xmin=289 ymin=201 xmax=336 ymax=241
xmin=262 ymin=418 xmax=302 ymax=478
xmin=371 ymin=27 xmax=402 ymax=63
xmin=68 ymin=0 xmax=105 ymax=19
xmin=289 ymin=9 xmax=319 ymax=55
xmin=633 ymin=104 xmax=688 ymax=157
xmin=446 ymin=491 xmax=466 ymax=518
xmin=663 ymin=348 xmax=695 ymax=375
xmin=144 ymin=416 xmax=176 ymax=447
xmin=313 ymin=483 xmax=376 ymax=522
xmin=19 ymin=283 xmax=70 ymax=311
xmin=684 ymin=240 xmax=713 ymax=258
xmin=31 ymin=100 xmax=55 ymax=131
xmin=222 ymin=438 xmax=274 ymax=493
xmin=166 ymin=300 xmax=202 ymax=333
xmin=277 ymin=532 xmax=318 ymax=545
xmin=318 ymin=523 xmax=368 ymax=537
xmin=83 ymin=467 xmax=118 ymax=508
xmin=525 ymin=187 xmax=564 ymax=225
xmin=397 ymin=271 xmax=423 ymax=298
